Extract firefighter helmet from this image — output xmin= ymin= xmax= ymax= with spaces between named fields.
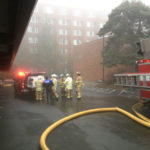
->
xmin=51 ymin=74 xmax=57 ymax=78
xmin=76 ymin=72 xmax=81 ymax=75
xmin=60 ymin=74 xmax=64 ymax=77
xmin=38 ymin=75 xmax=43 ymax=80
xmin=66 ymin=73 xmax=70 ymax=77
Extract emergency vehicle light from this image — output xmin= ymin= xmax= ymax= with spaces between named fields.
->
xmin=18 ymin=71 xmax=25 ymax=77
xmin=139 ymin=60 xmax=144 ymax=63
xmin=145 ymin=59 xmax=150 ymax=63
xmin=139 ymin=59 xmax=150 ymax=63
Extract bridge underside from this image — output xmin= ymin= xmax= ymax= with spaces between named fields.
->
xmin=0 ymin=0 xmax=37 ymax=71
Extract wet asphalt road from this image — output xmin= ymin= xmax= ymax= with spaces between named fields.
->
xmin=0 ymin=86 xmax=150 ymax=150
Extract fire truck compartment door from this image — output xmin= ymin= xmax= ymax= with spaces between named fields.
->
xmin=27 ymin=76 xmax=38 ymax=88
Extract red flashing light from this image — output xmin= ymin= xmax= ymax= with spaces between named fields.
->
xmin=18 ymin=71 xmax=25 ymax=77
xmin=139 ymin=60 xmax=144 ymax=63
xmin=145 ymin=59 xmax=150 ymax=63
xmin=139 ymin=59 xmax=150 ymax=63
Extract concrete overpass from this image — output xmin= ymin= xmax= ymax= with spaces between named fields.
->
xmin=0 ymin=0 xmax=37 ymax=71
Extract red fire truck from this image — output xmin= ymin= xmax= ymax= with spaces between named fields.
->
xmin=13 ymin=71 xmax=45 ymax=97
xmin=114 ymin=38 xmax=150 ymax=103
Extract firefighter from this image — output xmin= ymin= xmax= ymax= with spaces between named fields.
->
xmin=64 ymin=74 xmax=73 ymax=99
xmin=43 ymin=76 xmax=53 ymax=103
xmin=75 ymin=72 xmax=84 ymax=99
xmin=35 ymin=76 xmax=43 ymax=101
xmin=51 ymin=74 xmax=59 ymax=99
xmin=59 ymin=74 xmax=66 ymax=97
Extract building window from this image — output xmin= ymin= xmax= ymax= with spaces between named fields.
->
xmin=59 ymin=19 xmax=68 ymax=25
xmin=59 ymin=8 xmax=67 ymax=16
xmin=73 ymin=40 xmax=81 ymax=45
xmin=30 ymin=47 xmax=38 ymax=54
xmin=45 ymin=7 xmax=54 ymax=14
xmin=73 ymin=20 xmax=81 ymax=26
xmin=77 ymin=55 xmax=83 ymax=60
xmin=28 ymin=27 xmax=32 ymax=33
xmin=59 ymin=29 xmax=68 ymax=35
xmin=34 ymin=6 xmax=38 ymax=13
xmin=87 ymin=21 xmax=94 ymax=28
xmin=60 ymin=48 xmax=68 ymax=54
xmin=28 ymin=27 xmax=38 ymax=33
xmin=28 ymin=37 xmax=38 ymax=43
xmin=59 ymin=39 xmax=68 ymax=45
xmin=47 ymin=18 xmax=54 ymax=25
xmin=88 ymin=12 xmax=95 ymax=18
xmin=86 ymin=40 xmax=91 ymax=42
xmin=30 ymin=16 xmax=38 ymax=23
xmin=73 ymin=10 xmax=82 ymax=17
xmin=87 ymin=31 xmax=95 ymax=36
xmin=73 ymin=30 xmax=81 ymax=36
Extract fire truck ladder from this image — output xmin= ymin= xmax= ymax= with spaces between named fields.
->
xmin=114 ymin=73 xmax=150 ymax=89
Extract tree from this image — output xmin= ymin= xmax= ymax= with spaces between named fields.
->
xmin=99 ymin=0 xmax=150 ymax=67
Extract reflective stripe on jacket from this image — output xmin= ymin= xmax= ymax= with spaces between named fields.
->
xmin=35 ymin=80 xmax=43 ymax=91
xmin=52 ymin=78 xmax=57 ymax=90
xmin=59 ymin=78 xmax=65 ymax=88
xmin=65 ymin=77 xmax=73 ymax=90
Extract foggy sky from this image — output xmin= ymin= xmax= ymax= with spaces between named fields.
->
xmin=39 ymin=0 xmax=150 ymax=18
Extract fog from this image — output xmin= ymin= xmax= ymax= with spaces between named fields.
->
xmin=13 ymin=0 xmax=150 ymax=81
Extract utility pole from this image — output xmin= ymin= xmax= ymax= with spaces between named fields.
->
xmin=102 ymin=35 xmax=105 ymax=82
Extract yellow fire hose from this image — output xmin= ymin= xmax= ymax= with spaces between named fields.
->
xmin=40 ymin=103 xmax=150 ymax=150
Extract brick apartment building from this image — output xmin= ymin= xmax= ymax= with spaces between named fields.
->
xmin=24 ymin=1 xmax=106 ymax=73
xmin=72 ymin=39 xmax=133 ymax=82
xmin=15 ymin=1 xmax=132 ymax=82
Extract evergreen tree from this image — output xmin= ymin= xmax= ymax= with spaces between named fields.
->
xmin=99 ymin=1 xmax=150 ymax=67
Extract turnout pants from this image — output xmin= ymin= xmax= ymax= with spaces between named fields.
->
xmin=36 ymin=90 xmax=43 ymax=100
xmin=76 ymin=86 xmax=82 ymax=99
xmin=66 ymin=88 xmax=73 ymax=99
xmin=52 ymin=87 xmax=59 ymax=98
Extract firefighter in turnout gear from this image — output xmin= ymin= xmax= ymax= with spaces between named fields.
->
xmin=51 ymin=74 xmax=59 ymax=99
xmin=75 ymin=72 xmax=84 ymax=99
xmin=64 ymin=74 xmax=73 ymax=99
xmin=35 ymin=76 xmax=43 ymax=101
xmin=59 ymin=74 xmax=66 ymax=97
